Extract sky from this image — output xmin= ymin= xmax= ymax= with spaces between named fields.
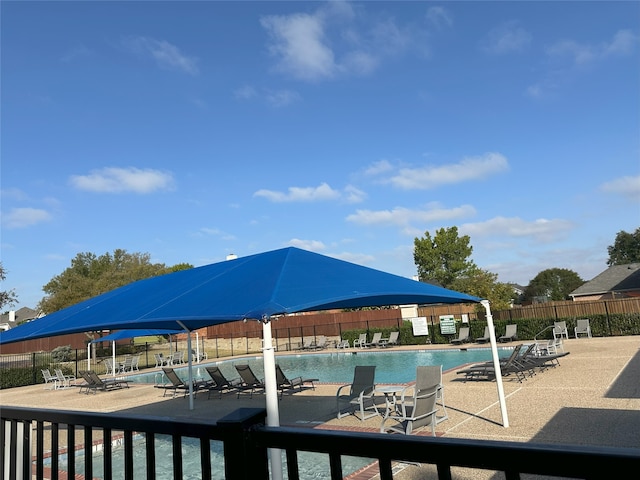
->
xmin=2 ymin=1 xmax=639 ymax=311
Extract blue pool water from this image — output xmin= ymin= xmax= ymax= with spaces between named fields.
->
xmin=55 ymin=435 xmax=371 ymax=479
xmin=128 ymin=347 xmax=505 ymax=385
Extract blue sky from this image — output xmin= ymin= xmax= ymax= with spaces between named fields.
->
xmin=2 ymin=1 xmax=639 ymax=310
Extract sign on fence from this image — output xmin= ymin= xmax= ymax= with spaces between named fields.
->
xmin=410 ymin=317 xmax=429 ymax=336
xmin=439 ymin=315 xmax=456 ymax=335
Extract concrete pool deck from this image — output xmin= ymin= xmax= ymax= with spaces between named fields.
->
xmin=2 ymin=335 xmax=640 ymax=478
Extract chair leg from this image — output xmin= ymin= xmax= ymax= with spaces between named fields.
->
xmin=436 ymin=386 xmax=448 ymax=423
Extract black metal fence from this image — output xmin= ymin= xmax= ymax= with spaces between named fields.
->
xmin=3 ymin=406 xmax=639 ymax=480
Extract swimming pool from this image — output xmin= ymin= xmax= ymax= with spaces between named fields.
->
xmin=54 ymin=434 xmax=372 ymax=479
xmin=127 ymin=347 xmax=505 ymax=385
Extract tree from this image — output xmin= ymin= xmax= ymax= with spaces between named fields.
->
xmin=38 ymin=249 xmax=193 ymax=314
xmin=450 ymin=265 xmax=515 ymax=311
xmin=522 ymin=268 xmax=585 ymax=303
xmin=413 ymin=227 xmax=475 ymax=289
xmin=0 ymin=263 xmax=19 ymax=311
xmin=607 ymin=228 xmax=640 ymax=266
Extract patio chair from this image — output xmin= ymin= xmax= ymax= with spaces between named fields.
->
xmin=130 ymin=355 xmax=140 ymax=372
xmin=575 ymin=319 xmax=592 ymax=339
xmin=535 ymin=338 xmax=564 ymax=355
xmin=365 ymin=332 xmax=383 ymax=348
xmin=380 ymin=366 xmax=441 ymax=436
xmin=104 ymin=358 xmax=116 ymax=375
xmin=378 ymin=331 xmax=399 ymax=348
xmin=475 ymin=326 xmax=491 ymax=344
xmin=54 ymin=368 xmax=77 ymax=388
xmin=451 ymin=326 xmax=471 ymax=345
xmin=154 ymin=353 xmax=168 ymax=368
xmin=203 ymin=365 xmax=242 ymax=399
xmin=313 ymin=335 xmax=328 ymax=350
xmin=553 ymin=321 xmax=569 ymax=340
xmin=336 ymin=339 xmax=350 ymax=349
xmin=499 ymin=324 xmax=518 ymax=342
xmin=191 ymin=349 xmax=208 ymax=362
xmin=155 ymin=367 xmax=205 ymax=398
xmin=299 ymin=337 xmax=315 ymax=350
xmin=336 ymin=365 xmax=377 ymax=420
xmin=119 ymin=356 xmax=135 ymax=373
xmin=419 ymin=365 xmax=448 ymax=423
xmin=275 ymin=364 xmax=317 ymax=397
xmin=234 ymin=364 xmax=266 ymax=398
xmin=352 ymin=333 xmax=368 ymax=348
xmin=169 ymin=351 xmax=184 ymax=365
xmin=41 ymin=369 xmax=58 ymax=390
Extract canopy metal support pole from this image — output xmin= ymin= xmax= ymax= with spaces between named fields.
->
xmin=178 ymin=321 xmax=195 ymax=411
xmin=112 ymin=340 xmax=116 ymax=377
xmin=481 ymin=299 xmax=509 ymax=428
xmin=262 ymin=318 xmax=283 ymax=480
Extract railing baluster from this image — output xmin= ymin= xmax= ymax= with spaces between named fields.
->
xmin=146 ymin=432 xmax=156 ymax=480
xmin=104 ymin=427 xmax=113 ymax=480
xmin=172 ymin=434 xmax=183 ymax=479
xmin=36 ymin=420 xmax=44 ymax=480
xmin=51 ymin=423 xmax=59 ymax=480
xmin=124 ymin=430 xmax=134 ymax=480
xmin=84 ymin=425 xmax=93 ymax=480
xmin=285 ymin=448 xmax=300 ymax=480
xmin=436 ymin=462 xmax=452 ymax=480
xmin=328 ymin=452 xmax=342 ymax=480
xmin=67 ymin=422 xmax=75 ymax=479
xmin=378 ymin=458 xmax=393 ymax=480
xmin=200 ymin=437 xmax=212 ymax=480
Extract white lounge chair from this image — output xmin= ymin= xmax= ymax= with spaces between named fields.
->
xmin=42 ymin=369 xmax=58 ymax=390
xmin=352 ymin=333 xmax=368 ymax=349
xmin=378 ymin=331 xmax=399 ymax=348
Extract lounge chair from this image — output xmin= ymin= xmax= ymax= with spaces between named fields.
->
xmin=575 ymin=319 xmax=592 ymax=338
xmin=203 ymin=365 xmax=242 ymax=399
xmin=378 ymin=331 xmax=399 ymax=348
xmin=336 ymin=339 xmax=350 ymax=349
xmin=457 ymin=344 xmax=527 ymax=382
xmin=365 ymin=332 xmax=383 ymax=348
xmin=54 ymin=368 xmax=77 ymax=388
xmin=475 ymin=326 xmax=491 ymax=344
xmin=299 ymin=337 xmax=315 ymax=350
xmin=41 ymin=369 xmax=58 ymax=390
xmin=155 ymin=367 xmax=204 ymax=398
xmin=451 ymin=326 xmax=471 ymax=345
xmin=234 ymin=364 xmax=266 ymax=398
xmin=275 ymin=364 xmax=317 ymax=397
xmin=553 ymin=321 xmax=569 ymax=340
xmin=336 ymin=365 xmax=377 ymax=420
xmin=499 ymin=324 xmax=518 ymax=342
xmin=352 ymin=333 xmax=368 ymax=349
xmin=78 ymin=370 xmax=130 ymax=394
xmin=308 ymin=335 xmax=327 ymax=350
xmin=380 ymin=366 xmax=441 ymax=436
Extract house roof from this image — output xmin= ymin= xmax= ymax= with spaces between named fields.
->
xmin=570 ymin=263 xmax=640 ymax=297
xmin=0 ymin=307 xmax=39 ymax=328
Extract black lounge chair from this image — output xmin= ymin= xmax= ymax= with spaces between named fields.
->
xmin=234 ymin=364 xmax=266 ymax=398
xmin=475 ymin=326 xmax=491 ymax=344
xmin=155 ymin=367 xmax=206 ymax=398
xmin=78 ymin=370 xmax=130 ymax=394
xmin=275 ymin=364 xmax=317 ymax=397
xmin=203 ymin=365 xmax=242 ymax=399
xmin=457 ymin=345 xmax=527 ymax=382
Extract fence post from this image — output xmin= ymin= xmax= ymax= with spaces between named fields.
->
xmin=32 ymin=352 xmax=37 ymax=384
xmin=217 ymin=408 xmax=269 ymax=480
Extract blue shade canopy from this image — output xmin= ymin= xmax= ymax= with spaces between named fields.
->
xmin=0 ymin=247 xmax=480 ymax=345
xmin=90 ymin=329 xmax=182 ymax=343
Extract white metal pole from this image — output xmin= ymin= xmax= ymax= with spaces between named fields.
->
xmin=262 ymin=319 xmax=283 ymax=480
xmin=178 ymin=321 xmax=195 ymax=411
xmin=87 ymin=343 xmax=91 ymax=371
xmin=481 ymin=299 xmax=509 ymax=427
xmin=112 ymin=341 xmax=116 ymax=377
xmin=195 ymin=332 xmax=200 ymax=363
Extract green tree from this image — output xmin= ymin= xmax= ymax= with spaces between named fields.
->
xmin=607 ymin=228 xmax=640 ymax=266
xmin=522 ymin=268 xmax=585 ymax=302
xmin=450 ymin=265 xmax=514 ymax=311
xmin=38 ymin=249 xmax=193 ymax=314
xmin=0 ymin=263 xmax=19 ymax=311
xmin=413 ymin=227 xmax=475 ymax=289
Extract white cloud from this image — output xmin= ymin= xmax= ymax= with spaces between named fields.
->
xmin=197 ymin=228 xmax=236 ymax=241
xmin=388 ymin=152 xmax=509 ymax=190
xmin=346 ymin=203 xmax=476 ymax=228
xmin=265 ymin=89 xmax=301 ymax=107
xmin=261 ymin=13 xmax=337 ymax=81
xmin=2 ymin=208 xmax=52 ymax=229
xmin=425 ymin=6 xmax=453 ymax=30
xmin=364 ymin=160 xmax=394 ymax=176
xmin=599 ymin=175 xmax=640 ymax=200
xmin=460 ymin=216 xmax=575 ymax=243
xmin=234 ymin=85 xmax=258 ymax=100
xmin=547 ymin=29 xmax=638 ymax=66
xmin=122 ymin=36 xmax=199 ymax=75
xmin=286 ymin=238 xmax=327 ymax=251
xmin=254 ymin=182 xmax=361 ymax=203
xmin=481 ymin=21 xmax=532 ymax=54
xmin=69 ymin=167 xmax=175 ymax=194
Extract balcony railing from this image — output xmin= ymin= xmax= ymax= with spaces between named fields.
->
xmin=2 ymin=405 xmax=640 ymax=480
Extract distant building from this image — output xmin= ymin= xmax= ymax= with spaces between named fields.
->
xmin=569 ymin=263 xmax=640 ymax=301
xmin=0 ymin=306 xmax=40 ymax=331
